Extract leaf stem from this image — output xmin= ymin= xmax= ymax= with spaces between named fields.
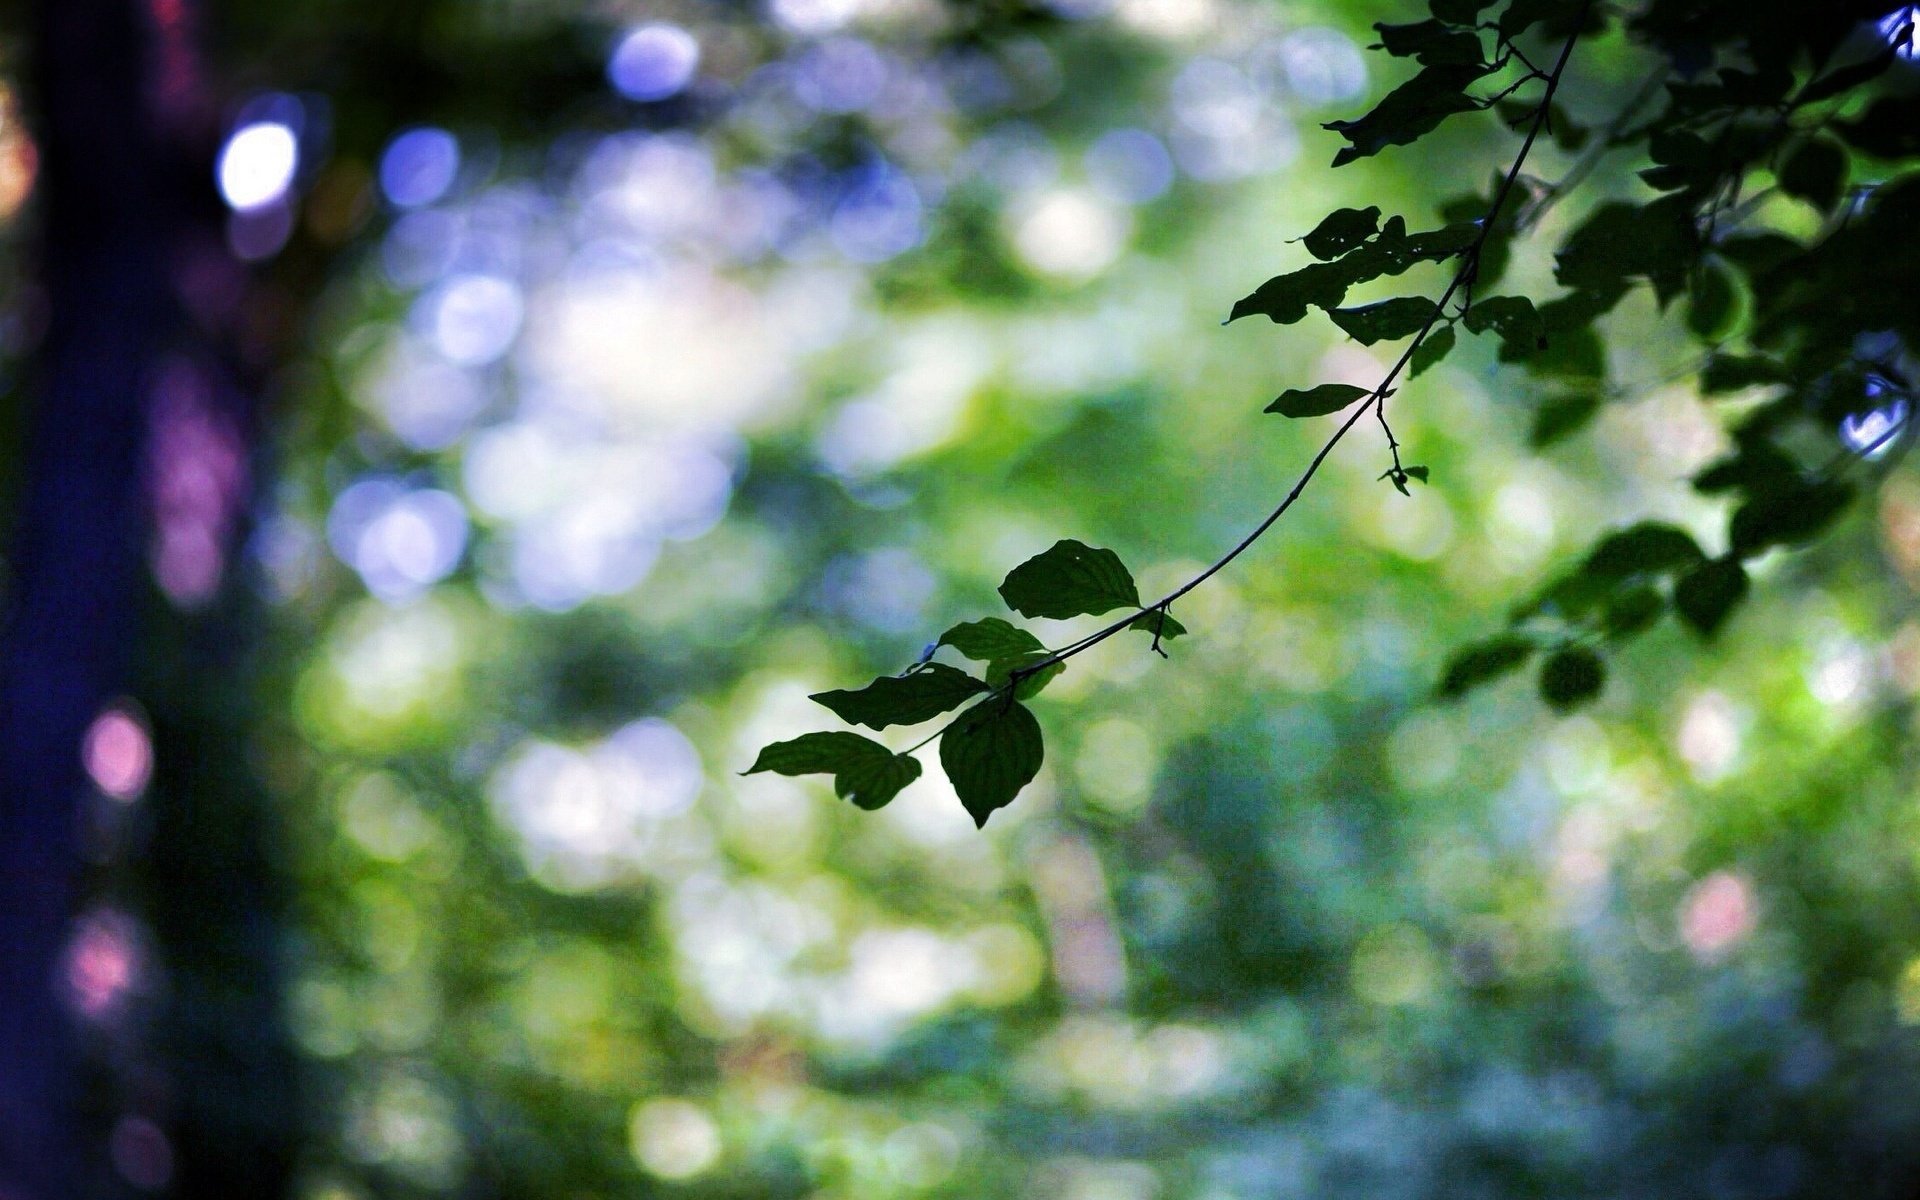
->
xmin=989 ymin=0 xmax=1596 ymax=696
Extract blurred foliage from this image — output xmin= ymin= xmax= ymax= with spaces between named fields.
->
xmin=8 ymin=0 xmax=1920 ymax=1195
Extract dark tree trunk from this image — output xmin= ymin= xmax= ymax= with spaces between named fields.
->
xmin=0 ymin=1 xmax=168 ymax=1193
xmin=1 ymin=2 xmax=298 ymax=1196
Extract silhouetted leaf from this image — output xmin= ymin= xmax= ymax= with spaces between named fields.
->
xmin=1539 ymin=645 xmax=1604 ymax=711
xmin=939 ymin=618 xmax=1045 ymax=662
xmin=1686 ymin=260 xmax=1738 ymax=339
xmin=985 ymin=652 xmax=1064 ymax=700
xmin=747 ymin=732 xmax=922 ymax=811
xmin=1439 ymin=634 xmax=1538 ymax=698
xmin=999 ymin=539 xmax=1141 ymax=619
xmin=1778 ymin=137 xmax=1848 ymax=213
xmin=1583 ymin=522 xmax=1705 ymax=579
xmin=1673 ymin=557 xmax=1749 ymax=636
xmin=1267 ymin=383 xmax=1371 ymax=418
xmin=1302 ymin=206 xmax=1380 ymax=259
xmin=1429 ymin=0 xmax=1493 ymax=23
xmin=1693 ymin=442 xmax=1799 ymax=494
xmin=1462 ymin=295 xmax=1544 ymax=352
xmin=1129 ymin=609 xmax=1188 ymax=642
xmin=1729 ymin=480 xmax=1854 ymax=556
xmin=1411 ymin=325 xmax=1456 ymax=377
xmin=1796 ymin=37 xmax=1903 ymax=107
xmin=1329 ymin=297 xmax=1435 ymax=345
xmin=1555 ymin=197 xmax=1697 ymax=305
xmin=1700 ymin=354 xmax=1791 ymax=394
xmin=1602 ymin=585 xmax=1664 ymax=637
xmin=1373 ymin=19 xmax=1486 ymax=67
xmin=1530 ymin=390 xmax=1601 ymax=446
xmin=811 ymin=662 xmax=987 ymax=730
xmin=1325 ymin=64 xmax=1491 ymax=167
xmin=940 ymin=700 xmax=1044 ymax=828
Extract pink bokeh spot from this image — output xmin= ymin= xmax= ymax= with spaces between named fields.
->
xmin=1680 ymin=870 xmax=1757 ymax=961
xmin=64 ymin=910 xmax=141 ymax=1020
xmin=147 ymin=359 xmax=247 ymax=608
xmin=84 ymin=705 xmax=153 ymax=802
xmin=110 ymin=1115 xmax=175 ymax=1191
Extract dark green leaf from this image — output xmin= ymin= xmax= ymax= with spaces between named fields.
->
xmin=1555 ymin=197 xmax=1697 ymax=305
xmin=1430 ymin=0 xmax=1493 ymax=23
xmin=940 ymin=700 xmax=1044 ymax=828
xmin=939 ymin=618 xmax=1045 ymax=662
xmin=1128 ymin=609 xmax=1188 ymax=641
xmin=1729 ymin=480 xmax=1854 ymax=556
xmin=811 ymin=662 xmax=987 ymax=730
xmin=1329 ymin=297 xmax=1435 ymax=345
xmin=1302 ymin=206 xmax=1380 ymax=260
xmin=1411 ymin=325 xmax=1456 ymax=377
xmin=1267 ymin=382 xmax=1371 ymax=418
xmin=999 ymin=539 xmax=1141 ymax=619
xmin=1686 ymin=260 xmax=1738 ymax=339
xmin=1778 ymin=137 xmax=1848 ymax=213
xmin=1693 ymin=442 xmax=1800 ymax=495
xmin=746 ymin=732 xmax=922 ymax=811
xmin=1403 ymin=465 xmax=1430 ymax=483
xmin=1796 ymin=38 xmax=1902 ymax=108
xmin=1602 ymin=585 xmax=1664 ymax=637
xmin=985 ymin=652 xmax=1065 ymax=700
xmin=1529 ymin=390 xmax=1601 ymax=447
xmin=1673 ymin=557 xmax=1749 ymax=636
xmin=1325 ymin=64 xmax=1491 ymax=167
xmin=1700 ymin=354 xmax=1791 ymax=394
xmin=1462 ymin=295 xmax=1544 ymax=353
xmin=1373 ymin=19 xmax=1486 ymax=67
xmin=1438 ymin=634 xmax=1537 ymax=698
xmin=1583 ymin=522 xmax=1706 ymax=579
xmin=1539 ymin=646 xmax=1605 ymax=712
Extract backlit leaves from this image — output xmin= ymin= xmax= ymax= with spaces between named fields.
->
xmin=746 ymin=733 xmax=922 ymax=811
xmin=1325 ymin=64 xmax=1493 ymax=168
xmin=1539 ymin=646 xmax=1604 ymax=712
xmin=1267 ymin=383 xmax=1371 ymax=418
xmin=1330 ymin=297 xmax=1435 ymax=345
xmin=998 ymin=540 xmax=1140 ymax=619
xmin=1438 ymin=634 xmax=1537 ymax=698
xmin=810 ymin=662 xmax=986 ymax=729
xmin=939 ymin=618 xmax=1045 ymax=662
xmin=940 ymin=700 xmax=1044 ymax=828
xmin=1302 ymin=206 xmax=1381 ymax=260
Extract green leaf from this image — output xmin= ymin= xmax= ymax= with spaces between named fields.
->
xmin=746 ymin=732 xmax=922 ymax=811
xmin=1267 ymin=383 xmax=1371 ymax=418
xmin=1324 ymin=64 xmax=1491 ymax=167
xmin=1329 ymin=297 xmax=1435 ymax=345
xmin=1602 ymin=585 xmax=1664 ymax=638
xmin=939 ymin=618 xmax=1045 ymax=662
xmin=1461 ymin=295 xmax=1544 ymax=353
xmin=940 ymin=700 xmax=1044 ymax=828
xmin=1529 ymin=390 xmax=1601 ymax=447
xmin=1438 ymin=634 xmax=1537 ymax=698
xmin=1539 ymin=646 xmax=1605 ymax=712
xmin=1673 ymin=557 xmax=1749 ymax=637
xmin=1429 ymin=0 xmax=1493 ymax=23
xmin=1729 ymin=481 xmax=1854 ymax=556
xmin=1685 ymin=260 xmax=1738 ymax=340
xmin=1778 ymin=137 xmax=1848 ymax=213
xmin=998 ymin=539 xmax=1141 ymax=619
xmin=1128 ymin=609 xmax=1188 ymax=645
xmin=1582 ymin=522 xmax=1706 ymax=579
xmin=1410 ymin=325 xmax=1456 ymax=377
xmin=810 ymin=662 xmax=987 ymax=730
xmin=1700 ymin=354 xmax=1791 ymax=394
xmin=1796 ymin=38 xmax=1902 ymax=108
xmin=1554 ymin=197 xmax=1697 ymax=306
xmin=1302 ymin=206 xmax=1380 ymax=260
xmin=1693 ymin=442 xmax=1800 ymax=495
xmin=986 ymin=652 xmax=1065 ymax=700
xmin=1373 ymin=20 xmax=1486 ymax=67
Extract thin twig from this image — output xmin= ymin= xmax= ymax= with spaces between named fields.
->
xmin=905 ymin=2 xmax=1598 ymax=758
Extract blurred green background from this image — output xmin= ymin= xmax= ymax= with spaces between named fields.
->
xmin=7 ymin=0 xmax=1920 ymax=1195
